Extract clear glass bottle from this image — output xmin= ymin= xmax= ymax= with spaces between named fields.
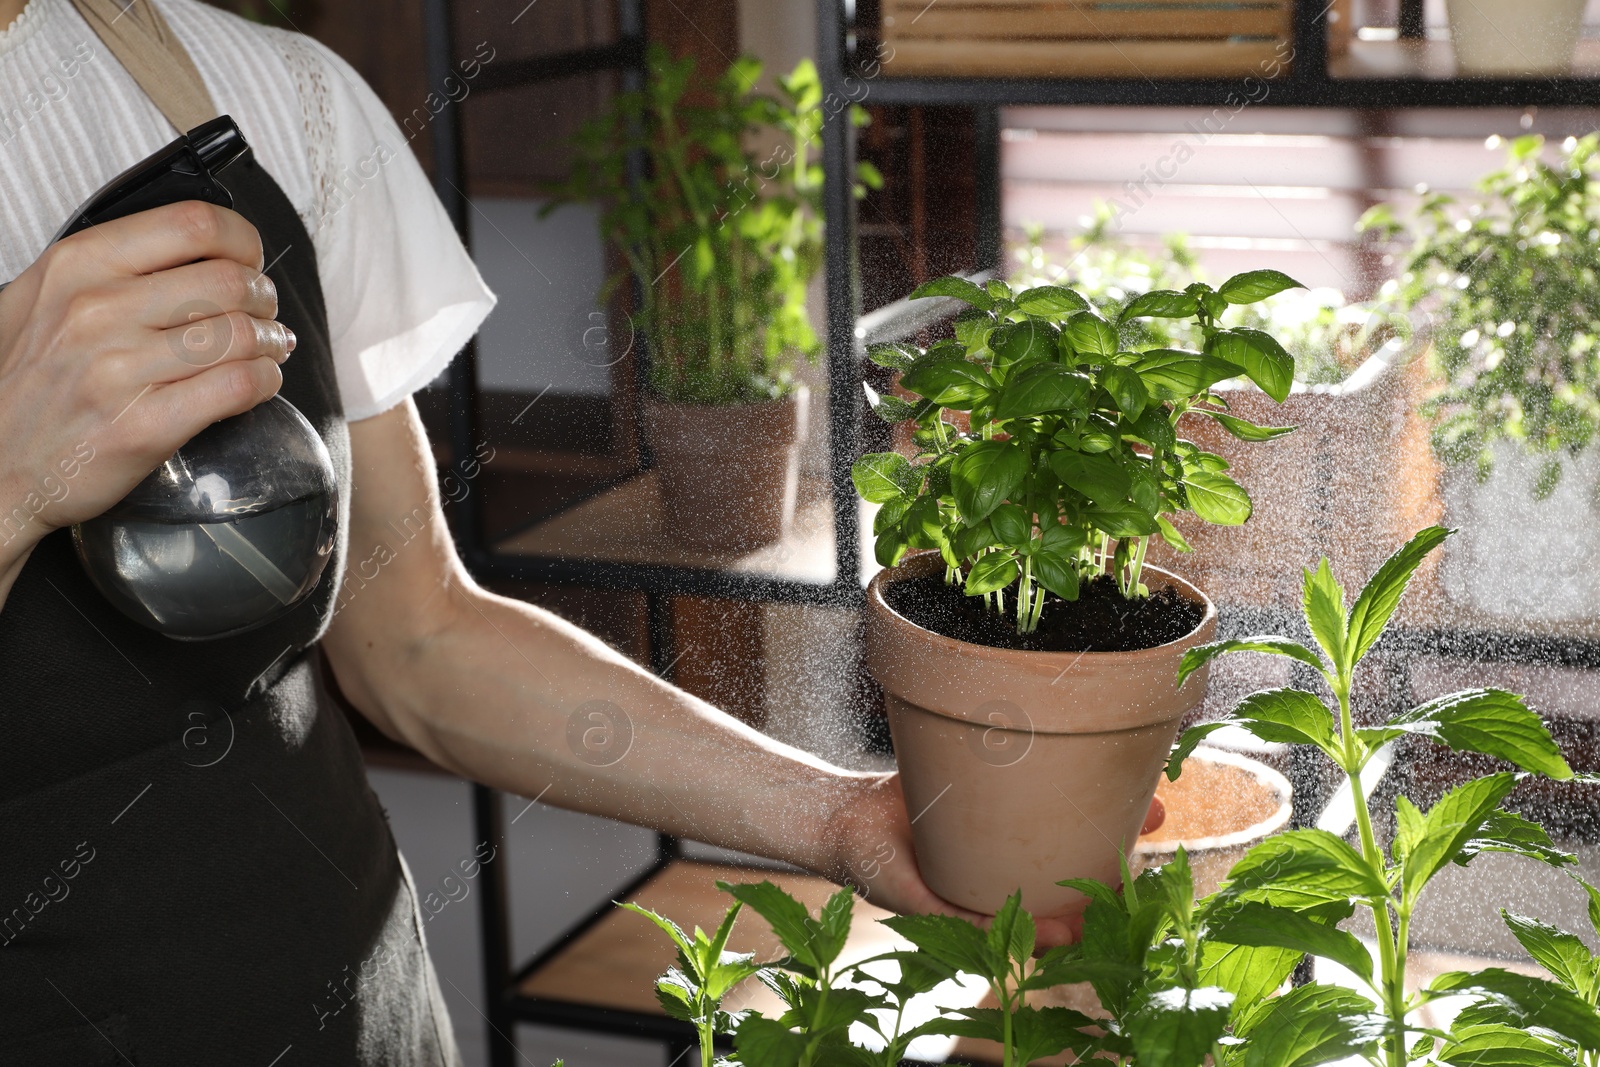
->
xmin=73 ymin=396 xmax=339 ymax=640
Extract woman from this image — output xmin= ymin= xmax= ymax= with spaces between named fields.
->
xmin=0 ymin=0 xmax=1159 ymax=1061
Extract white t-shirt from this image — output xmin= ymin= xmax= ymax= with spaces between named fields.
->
xmin=0 ymin=0 xmax=497 ymax=421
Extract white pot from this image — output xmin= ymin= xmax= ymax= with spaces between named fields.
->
xmin=1446 ymin=0 xmax=1586 ymax=75
xmin=1441 ymin=441 xmax=1600 ymax=622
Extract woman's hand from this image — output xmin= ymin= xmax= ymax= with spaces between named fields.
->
xmin=828 ymin=773 xmax=1166 ymax=949
xmin=0 ymin=202 xmax=293 ymax=598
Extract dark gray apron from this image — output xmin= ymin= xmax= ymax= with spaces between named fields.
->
xmin=0 ymin=10 xmax=460 ymax=1064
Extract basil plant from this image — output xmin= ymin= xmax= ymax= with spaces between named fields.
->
xmin=852 ymin=271 xmax=1304 ymax=635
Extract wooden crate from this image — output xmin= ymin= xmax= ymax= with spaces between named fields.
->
xmin=881 ymin=0 xmax=1294 ymax=78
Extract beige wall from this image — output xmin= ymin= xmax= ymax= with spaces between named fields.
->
xmin=738 ymin=0 xmax=817 ymax=81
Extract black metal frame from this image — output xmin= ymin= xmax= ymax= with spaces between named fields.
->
xmin=418 ymin=0 xmax=1600 ymax=1063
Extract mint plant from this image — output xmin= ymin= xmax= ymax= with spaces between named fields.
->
xmin=546 ymin=46 xmax=879 ymax=405
xmin=1169 ymin=525 xmax=1594 ymax=1065
xmin=853 ymin=270 xmax=1304 ymax=634
xmin=615 ymin=527 xmax=1598 ymax=1067
xmin=619 ymin=899 xmax=768 ymax=1067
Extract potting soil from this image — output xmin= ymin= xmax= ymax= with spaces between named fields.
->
xmin=884 ymin=573 xmax=1206 ymax=653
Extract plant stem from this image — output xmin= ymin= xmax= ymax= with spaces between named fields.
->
xmin=1338 ymin=685 xmax=1407 ymax=1067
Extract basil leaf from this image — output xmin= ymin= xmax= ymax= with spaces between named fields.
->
xmin=909 ymin=275 xmax=994 ymax=310
xmin=1217 ymin=268 xmax=1305 ymax=305
xmin=1120 ymin=288 xmax=1201 ymax=321
xmin=952 ymin=441 xmax=1029 ymax=524
xmin=1183 ymin=470 xmax=1252 ymax=526
xmin=1013 ymin=284 xmax=1091 ymax=315
xmin=1207 ymin=328 xmax=1295 ymax=404
xmin=1134 ymin=349 xmax=1246 ymax=402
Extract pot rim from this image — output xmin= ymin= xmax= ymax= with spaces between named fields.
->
xmin=867 ymin=552 xmax=1218 ymax=664
xmin=1133 ymin=745 xmax=1293 ymax=857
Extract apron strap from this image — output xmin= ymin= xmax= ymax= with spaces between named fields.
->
xmin=67 ymin=0 xmax=217 ymax=133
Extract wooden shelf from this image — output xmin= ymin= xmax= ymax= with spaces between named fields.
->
xmin=1331 ymin=37 xmax=1600 ymax=80
xmin=494 ymin=472 xmax=879 ymax=592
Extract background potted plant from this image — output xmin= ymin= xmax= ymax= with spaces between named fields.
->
xmin=852 ymin=267 xmax=1303 ymax=919
xmin=1013 ymin=215 xmax=1424 ymax=608
xmin=547 ymin=48 xmax=876 ymax=551
xmin=610 ymin=528 xmax=1600 ymax=1067
xmin=1364 ymin=133 xmax=1600 ymax=624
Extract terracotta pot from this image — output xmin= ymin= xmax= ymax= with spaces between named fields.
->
xmin=1132 ymin=746 xmax=1293 ymax=899
xmin=865 ymin=555 xmax=1218 ymax=919
xmin=1146 ymin=350 xmax=1434 ymax=609
xmin=643 ymin=385 xmax=808 ymax=552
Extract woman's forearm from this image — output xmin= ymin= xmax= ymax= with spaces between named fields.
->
xmin=348 ymin=579 xmax=882 ymax=877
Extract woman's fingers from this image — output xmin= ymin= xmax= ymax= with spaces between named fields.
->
xmin=135 ymin=356 xmax=285 ymax=451
xmin=47 ymin=200 xmax=265 ymax=283
xmin=134 ymin=256 xmax=280 ymax=328
xmin=153 ymin=311 xmax=294 ymax=378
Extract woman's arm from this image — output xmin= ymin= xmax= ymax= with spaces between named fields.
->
xmin=322 ymin=399 xmax=972 ymax=923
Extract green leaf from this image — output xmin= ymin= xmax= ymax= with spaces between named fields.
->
xmin=1429 ymin=969 xmax=1600 ymax=1051
xmin=733 ymin=1014 xmax=808 ymax=1067
xmin=719 ymin=880 xmax=843 ymax=972
xmin=1156 ymin=514 xmax=1192 ymax=553
xmin=618 ymin=901 xmax=696 ymax=964
xmin=1402 ymin=774 xmax=1521 ymax=901
xmin=1176 ymin=637 xmax=1327 ymax=687
xmin=1100 ymin=364 xmax=1151 ymax=421
xmin=898 ymin=355 xmax=992 ymax=408
xmin=1459 ymin=809 xmax=1576 ymax=868
xmin=1063 ymin=310 xmax=1120 ymax=360
xmin=1207 ymin=901 xmax=1374 ymax=983
xmin=990 ymin=320 xmax=1059 ymax=372
xmin=1226 ymin=688 xmax=1339 ymax=753
xmin=909 ymin=275 xmax=994 ymax=310
xmin=866 ymin=342 xmax=919 ymax=372
xmin=1051 ymin=450 xmax=1132 ymax=506
xmin=1207 ymin=329 xmax=1295 ymax=403
xmin=1127 ymin=986 xmax=1234 ymax=1067
xmin=1371 ymin=688 xmax=1572 ymax=780
xmin=1134 ymin=350 xmax=1248 ymax=402
xmin=1013 ymin=1006 xmax=1102 ymax=1064
xmin=1040 ymin=522 xmax=1086 ymax=556
xmin=1502 ymin=911 xmax=1599 ymax=998
xmin=1120 ymin=289 xmax=1201 ymax=321
xmin=851 ymin=452 xmax=917 ymax=504
xmin=1438 ymin=1023 xmax=1573 ymax=1066
xmin=1034 ymin=551 xmax=1081 ymax=602
xmin=1087 ymin=501 xmax=1160 ymax=538
xmin=1131 ymin=407 xmax=1178 ymax=451
xmin=1013 ymin=284 xmax=1090 ymax=315
xmin=878 ymin=912 xmax=995 ymax=978
xmin=986 ymin=891 xmax=1035 ymax=967
xmin=1203 ymin=409 xmax=1298 ymax=442
xmin=989 ymin=503 xmax=1030 ymax=548
xmin=993 ymin=363 xmax=1093 ymax=420
xmin=952 ymin=441 xmax=1028 ymax=524
xmin=869 ymin=393 xmax=921 ymax=424
xmin=1236 ymin=984 xmax=1386 ymax=1067
xmin=1184 ymin=470 xmax=1252 ymax=526
xmin=1217 ymin=269 xmax=1305 ymax=305
xmin=1344 ymin=525 xmax=1450 ymax=671
xmin=1302 ymin=559 xmax=1348 ymax=671
xmin=965 ymin=551 xmax=1020 ymax=595
xmin=1577 ymin=876 xmax=1600 ymax=942
xmin=1219 ymin=830 xmax=1388 ymax=908
xmin=1199 ymin=939 xmax=1302 ymax=1016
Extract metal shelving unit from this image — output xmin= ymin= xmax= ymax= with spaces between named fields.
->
xmin=419 ymin=0 xmax=1600 ymax=1063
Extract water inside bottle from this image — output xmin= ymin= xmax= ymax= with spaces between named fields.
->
xmin=74 ymin=494 xmax=336 ymax=640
